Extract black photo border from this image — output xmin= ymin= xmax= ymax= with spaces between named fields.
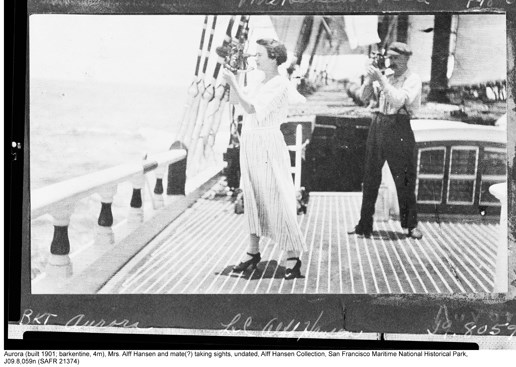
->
xmin=5 ymin=0 xmax=516 ymax=350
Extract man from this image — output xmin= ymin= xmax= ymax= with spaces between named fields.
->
xmin=350 ymin=42 xmax=423 ymax=239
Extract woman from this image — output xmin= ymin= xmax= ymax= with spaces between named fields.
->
xmin=221 ymin=39 xmax=307 ymax=280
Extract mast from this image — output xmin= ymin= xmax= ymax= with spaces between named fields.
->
xmin=294 ymin=16 xmax=314 ymax=67
xmin=305 ymin=17 xmax=332 ymax=80
xmin=305 ymin=20 xmax=324 ymax=79
xmin=428 ymin=14 xmax=452 ymax=103
xmin=397 ymin=14 xmax=409 ymax=43
xmin=381 ymin=15 xmax=398 ymax=49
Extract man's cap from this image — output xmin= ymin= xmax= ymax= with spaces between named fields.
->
xmin=386 ymin=42 xmax=412 ymax=56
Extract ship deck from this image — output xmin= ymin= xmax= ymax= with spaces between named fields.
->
xmin=99 ymin=190 xmax=499 ymax=294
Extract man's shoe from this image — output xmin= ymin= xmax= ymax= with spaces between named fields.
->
xmin=407 ymin=227 xmax=423 ymax=239
xmin=348 ymin=224 xmax=372 ymax=238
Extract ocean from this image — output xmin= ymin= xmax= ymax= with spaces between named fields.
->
xmin=29 ymin=78 xmax=200 ymax=279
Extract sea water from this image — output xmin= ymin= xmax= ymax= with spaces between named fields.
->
xmin=29 ymin=78 xmax=197 ymax=278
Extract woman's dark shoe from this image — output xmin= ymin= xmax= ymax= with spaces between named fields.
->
xmin=284 ymin=257 xmax=302 ymax=280
xmin=232 ymin=252 xmax=261 ymax=272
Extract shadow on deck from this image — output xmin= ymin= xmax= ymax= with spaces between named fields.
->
xmin=99 ymin=192 xmax=499 ymax=294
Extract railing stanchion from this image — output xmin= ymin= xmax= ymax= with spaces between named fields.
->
xmin=128 ymin=174 xmax=145 ymax=228
xmin=153 ymin=166 xmax=166 ymax=209
xmin=95 ymin=185 xmax=117 ymax=246
xmin=47 ymin=202 xmax=75 ymax=279
xmin=31 ymin=149 xmax=187 ymax=289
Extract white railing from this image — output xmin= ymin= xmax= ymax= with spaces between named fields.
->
xmin=287 ymin=124 xmax=309 ymax=190
xmin=31 ymin=149 xmax=187 ymax=281
xmin=489 ymin=182 xmax=508 ymax=293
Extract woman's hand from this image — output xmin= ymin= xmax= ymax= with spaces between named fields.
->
xmin=221 ymin=68 xmax=254 ymax=113
xmin=221 ymin=68 xmax=238 ymax=87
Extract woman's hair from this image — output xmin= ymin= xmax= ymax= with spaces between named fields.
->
xmin=256 ymin=39 xmax=288 ymax=66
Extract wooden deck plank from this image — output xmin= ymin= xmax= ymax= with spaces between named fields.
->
xmin=198 ymin=230 xmax=248 ymax=293
xmin=378 ymin=221 xmax=418 ymax=293
xmin=174 ymin=212 xmax=245 ymax=294
xmin=247 ymin=238 xmax=274 ymax=294
xmin=300 ymin=194 xmax=324 ymax=294
xmin=327 ymin=197 xmax=344 ymax=293
xmin=420 ymin=222 xmax=482 ymax=292
xmin=333 ymin=197 xmax=345 ymax=293
xmin=100 ymin=192 xmax=500 ymax=294
xmin=108 ymin=198 xmax=231 ymax=293
xmin=123 ymin=201 xmax=227 ymax=289
xmin=428 ymin=223 xmax=494 ymax=292
xmin=348 ymin=196 xmax=370 ymax=293
xmin=477 ymin=222 xmax=502 ymax=246
xmin=456 ymin=222 xmax=498 ymax=260
xmin=410 ymin=235 xmax=450 ymax=293
xmin=368 ymin=225 xmax=394 ymax=294
xmin=440 ymin=223 xmax=495 ymax=286
xmin=143 ymin=200 xmax=236 ymax=294
xmin=340 ymin=196 xmax=357 ymax=293
xmin=268 ymin=214 xmax=308 ymax=294
xmin=415 ymin=231 xmax=465 ymax=293
xmin=205 ymin=227 xmax=250 ymax=294
xmin=375 ymin=222 xmax=403 ymax=293
xmin=390 ymin=230 xmax=433 ymax=294
xmin=315 ymin=195 xmax=331 ymax=293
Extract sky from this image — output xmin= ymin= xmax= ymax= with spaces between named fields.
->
xmin=30 ymin=14 xmax=206 ymax=86
xmin=29 ymin=15 xmax=278 ymax=87
xmin=29 ymin=14 xmax=507 ymax=88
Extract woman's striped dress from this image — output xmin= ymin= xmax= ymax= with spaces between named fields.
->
xmin=240 ymin=75 xmax=307 ymax=252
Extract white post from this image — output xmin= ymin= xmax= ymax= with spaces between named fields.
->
xmin=294 ymin=124 xmax=303 ymax=190
xmin=489 ymin=182 xmax=508 ymax=293
xmin=95 ymin=185 xmax=117 ymax=246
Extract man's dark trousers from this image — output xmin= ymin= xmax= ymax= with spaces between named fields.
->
xmin=358 ymin=112 xmax=418 ymax=231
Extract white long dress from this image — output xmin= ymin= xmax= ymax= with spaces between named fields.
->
xmin=240 ymin=75 xmax=307 ymax=252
